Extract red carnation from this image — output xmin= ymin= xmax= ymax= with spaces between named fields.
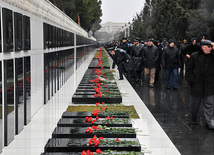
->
xmin=85 ymin=127 xmax=90 ymax=133
xmin=96 ymin=116 xmax=99 ymax=120
xmin=96 ymin=148 xmax=102 ymax=154
xmin=82 ymin=150 xmax=86 ymax=155
xmin=92 ymin=125 xmax=98 ymax=130
xmin=92 ymin=119 xmax=97 ymax=124
xmin=89 ymin=129 xmax=93 ymax=133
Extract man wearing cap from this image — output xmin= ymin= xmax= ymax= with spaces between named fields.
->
xmin=183 ymin=37 xmax=201 ymax=60
xmin=119 ymin=37 xmax=129 ymax=52
xmin=130 ymin=38 xmax=144 ymax=83
xmin=161 ymin=38 xmax=169 ymax=49
xmin=110 ymin=48 xmax=130 ymax=80
xmin=162 ymin=39 xmax=180 ymax=89
xmin=186 ymin=40 xmax=214 ymax=130
xmin=142 ymin=38 xmax=159 ymax=87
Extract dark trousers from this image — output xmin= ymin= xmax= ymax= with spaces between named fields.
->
xmin=117 ymin=63 xmax=125 ymax=79
xmin=164 ymin=69 xmax=178 ymax=88
xmin=191 ymin=95 xmax=202 ymax=122
xmin=191 ymin=95 xmax=214 ymax=127
xmin=131 ymin=70 xmax=142 ymax=80
xmin=155 ymin=65 xmax=161 ymax=83
xmin=203 ymin=95 xmax=214 ymax=127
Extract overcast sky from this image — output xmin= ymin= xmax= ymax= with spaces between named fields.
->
xmin=101 ymin=0 xmax=145 ymax=23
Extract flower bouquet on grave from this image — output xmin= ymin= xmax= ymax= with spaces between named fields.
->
xmin=85 ymin=125 xmax=136 ymax=135
xmin=82 ymin=149 xmax=143 ymax=155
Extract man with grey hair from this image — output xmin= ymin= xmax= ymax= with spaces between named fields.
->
xmin=185 ymin=40 xmax=214 ymax=130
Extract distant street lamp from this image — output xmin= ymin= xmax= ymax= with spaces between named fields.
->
xmin=144 ymin=0 xmax=153 ymax=17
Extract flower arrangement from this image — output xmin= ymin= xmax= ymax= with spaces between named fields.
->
xmin=85 ymin=125 xmax=136 ymax=134
xmin=82 ymin=150 xmax=142 ymax=155
xmin=82 ymin=148 xmax=102 ymax=155
xmin=87 ymin=136 xmax=139 ymax=147
xmin=84 ymin=116 xmax=130 ymax=124
xmin=88 ymin=135 xmax=104 ymax=146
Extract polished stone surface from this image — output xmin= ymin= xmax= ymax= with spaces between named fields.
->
xmin=45 ymin=138 xmax=141 ymax=152
xmin=125 ymin=71 xmax=214 ymax=155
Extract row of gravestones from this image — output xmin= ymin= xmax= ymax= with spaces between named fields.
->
xmin=72 ymin=66 xmax=122 ymax=104
xmin=41 ymin=50 xmax=144 ymax=154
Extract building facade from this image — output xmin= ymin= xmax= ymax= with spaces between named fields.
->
xmin=0 ymin=0 xmax=96 ymax=152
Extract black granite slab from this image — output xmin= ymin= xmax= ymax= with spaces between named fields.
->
xmin=80 ymin=81 xmax=117 ymax=84
xmin=75 ymin=89 xmax=95 ymax=92
xmin=88 ymin=62 xmax=110 ymax=69
xmin=57 ymin=118 xmax=132 ymax=127
xmin=75 ymin=89 xmax=120 ymax=94
xmin=41 ymin=152 xmax=144 ymax=155
xmin=44 ymin=138 xmax=141 ymax=152
xmin=78 ymin=83 xmax=118 ymax=87
xmin=72 ymin=95 xmax=122 ymax=104
xmin=74 ymin=92 xmax=121 ymax=96
xmin=62 ymin=112 xmax=129 ymax=118
xmin=41 ymin=153 xmax=81 ymax=155
xmin=77 ymin=86 xmax=119 ymax=90
xmin=52 ymin=127 xmax=136 ymax=138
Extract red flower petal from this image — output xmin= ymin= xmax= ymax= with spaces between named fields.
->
xmin=96 ymin=148 xmax=102 ymax=154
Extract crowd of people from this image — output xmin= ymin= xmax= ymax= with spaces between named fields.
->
xmin=104 ymin=37 xmax=214 ymax=130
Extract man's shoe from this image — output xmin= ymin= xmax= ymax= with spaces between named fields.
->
xmin=119 ymin=78 xmax=123 ymax=80
xmin=206 ymin=125 xmax=214 ymax=130
xmin=173 ymin=87 xmax=178 ymax=91
xmin=150 ymin=84 xmax=154 ymax=88
xmin=135 ymin=79 xmax=139 ymax=83
xmin=191 ymin=121 xmax=197 ymax=125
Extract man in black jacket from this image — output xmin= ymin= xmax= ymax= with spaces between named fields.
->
xmin=179 ymin=39 xmax=189 ymax=75
xmin=142 ymin=38 xmax=159 ymax=87
xmin=162 ymin=39 xmax=180 ymax=89
xmin=110 ymin=48 xmax=129 ymax=80
xmin=183 ymin=37 xmax=201 ymax=60
xmin=119 ymin=37 xmax=129 ymax=52
xmin=130 ymin=38 xmax=144 ymax=83
xmin=185 ymin=40 xmax=214 ymax=129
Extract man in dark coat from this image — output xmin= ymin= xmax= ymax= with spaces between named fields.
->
xmin=161 ymin=38 xmax=169 ymax=49
xmin=179 ymin=39 xmax=189 ymax=75
xmin=130 ymin=38 xmax=144 ymax=83
xmin=183 ymin=37 xmax=201 ymax=60
xmin=110 ymin=47 xmax=129 ymax=80
xmin=153 ymin=40 xmax=162 ymax=85
xmin=185 ymin=40 xmax=214 ymax=129
xmin=142 ymin=38 xmax=159 ymax=87
xmin=162 ymin=39 xmax=180 ymax=89
xmin=119 ymin=37 xmax=129 ymax=52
